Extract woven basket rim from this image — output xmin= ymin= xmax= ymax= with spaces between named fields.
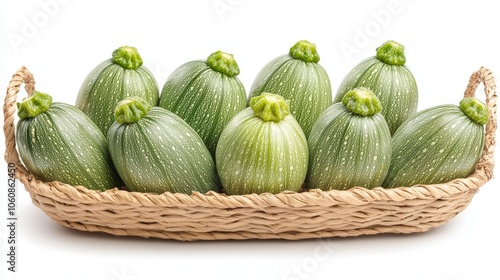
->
xmin=13 ymin=168 xmax=489 ymax=209
xmin=3 ymin=66 xmax=498 ymax=210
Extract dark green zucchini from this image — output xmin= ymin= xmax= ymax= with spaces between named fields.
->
xmin=76 ymin=46 xmax=159 ymax=135
xmin=307 ymin=88 xmax=392 ymax=190
xmin=16 ymin=91 xmax=122 ymax=191
xmin=383 ymin=97 xmax=487 ymax=188
xmin=248 ymin=40 xmax=332 ymax=138
xmin=333 ymin=40 xmax=418 ymax=135
xmin=107 ymin=96 xmax=220 ymax=194
xmin=158 ymin=50 xmax=246 ymax=157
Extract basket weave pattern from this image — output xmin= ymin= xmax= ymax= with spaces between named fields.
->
xmin=3 ymin=66 xmax=497 ymax=241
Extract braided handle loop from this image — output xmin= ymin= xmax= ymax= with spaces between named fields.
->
xmin=463 ymin=67 xmax=497 ymax=179
xmin=3 ymin=66 xmax=36 ymax=178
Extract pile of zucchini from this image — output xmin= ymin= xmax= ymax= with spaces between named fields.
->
xmin=15 ymin=41 xmax=487 ymax=195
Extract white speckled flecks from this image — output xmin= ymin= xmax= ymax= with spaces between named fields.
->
xmin=16 ymin=103 xmax=122 ymax=191
xmin=383 ymin=105 xmax=485 ymax=188
xmin=307 ymin=103 xmax=392 ymax=190
xmin=76 ymin=59 xmax=159 ymax=135
xmin=334 ymin=57 xmax=418 ymax=135
xmin=383 ymin=105 xmax=484 ymax=187
xmin=249 ymin=54 xmax=332 ymax=138
xmin=158 ymin=60 xmax=246 ymax=158
xmin=107 ymin=107 xmax=220 ymax=194
xmin=216 ymin=108 xmax=308 ymax=195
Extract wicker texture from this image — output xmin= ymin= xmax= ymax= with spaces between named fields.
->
xmin=3 ymin=66 xmax=497 ymax=241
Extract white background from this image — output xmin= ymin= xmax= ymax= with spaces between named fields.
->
xmin=1 ymin=0 xmax=499 ymax=279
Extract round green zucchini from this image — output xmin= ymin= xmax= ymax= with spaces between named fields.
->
xmin=307 ymin=88 xmax=392 ymax=190
xmin=107 ymin=96 xmax=220 ymax=194
xmin=216 ymin=93 xmax=308 ymax=195
xmin=382 ymin=97 xmax=487 ymax=188
xmin=158 ymin=50 xmax=246 ymax=157
xmin=248 ymin=40 xmax=332 ymax=138
xmin=333 ymin=40 xmax=418 ymax=135
xmin=76 ymin=46 xmax=159 ymax=135
xmin=16 ymin=91 xmax=122 ymax=191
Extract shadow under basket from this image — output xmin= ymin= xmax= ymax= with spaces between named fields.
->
xmin=3 ymin=66 xmax=497 ymax=241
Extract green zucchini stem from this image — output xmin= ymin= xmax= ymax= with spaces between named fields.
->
xmin=289 ymin=40 xmax=320 ymax=63
xmin=460 ymin=97 xmax=488 ymax=125
xmin=112 ymin=46 xmax=143 ymax=69
xmin=114 ymin=96 xmax=152 ymax=124
xmin=206 ymin=50 xmax=240 ymax=77
xmin=250 ymin=93 xmax=290 ymax=122
xmin=17 ymin=91 xmax=53 ymax=119
xmin=375 ymin=40 xmax=406 ymax=66
xmin=342 ymin=87 xmax=382 ymax=116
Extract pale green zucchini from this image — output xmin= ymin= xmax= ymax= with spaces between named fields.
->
xmin=216 ymin=93 xmax=308 ymax=195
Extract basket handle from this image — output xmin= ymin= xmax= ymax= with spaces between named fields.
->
xmin=463 ymin=66 xmax=497 ymax=179
xmin=3 ymin=66 xmax=36 ymax=178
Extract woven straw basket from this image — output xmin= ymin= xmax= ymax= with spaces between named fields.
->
xmin=3 ymin=66 xmax=497 ymax=241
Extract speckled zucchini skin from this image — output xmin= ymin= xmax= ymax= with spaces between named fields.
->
xmin=158 ymin=53 xmax=246 ymax=157
xmin=333 ymin=41 xmax=418 ymax=135
xmin=16 ymin=103 xmax=122 ymax=191
xmin=307 ymin=103 xmax=392 ymax=190
xmin=216 ymin=94 xmax=308 ymax=195
xmin=382 ymin=105 xmax=485 ymax=188
xmin=76 ymin=48 xmax=159 ymax=135
xmin=248 ymin=41 xmax=332 ymax=138
xmin=107 ymin=107 xmax=220 ymax=194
